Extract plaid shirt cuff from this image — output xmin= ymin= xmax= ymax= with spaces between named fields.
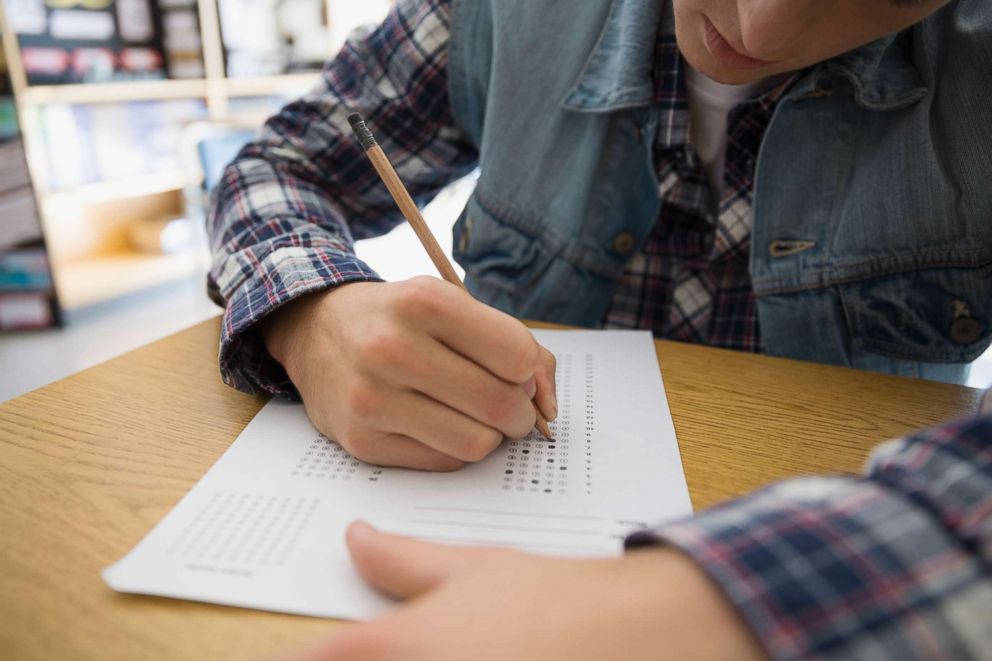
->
xmin=217 ymin=243 xmax=382 ymax=399
xmin=625 ymin=416 xmax=992 ymax=659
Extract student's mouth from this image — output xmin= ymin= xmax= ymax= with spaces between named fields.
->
xmin=702 ymin=16 xmax=781 ymax=70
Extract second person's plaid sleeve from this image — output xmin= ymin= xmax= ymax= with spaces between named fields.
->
xmin=206 ymin=0 xmax=477 ymax=398
xmin=627 ymin=414 xmax=992 ymax=660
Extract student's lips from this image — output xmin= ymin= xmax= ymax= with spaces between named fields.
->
xmin=703 ymin=16 xmax=781 ymax=70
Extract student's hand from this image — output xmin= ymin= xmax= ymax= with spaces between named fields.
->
xmin=260 ymin=277 xmax=558 ymax=471
xmin=285 ymin=522 xmax=766 ymax=661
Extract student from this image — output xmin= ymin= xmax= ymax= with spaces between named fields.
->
xmin=208 ymin=0 xmax=990 ymax=472
xmin=208 ymin=1 xmax=991 ymax=657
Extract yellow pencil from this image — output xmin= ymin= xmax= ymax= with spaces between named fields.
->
xmin=348 ymin=112 xmax=553 ymax=441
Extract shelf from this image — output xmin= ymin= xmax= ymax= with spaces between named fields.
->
xmin=17 ymin=73 xmax=323 ymax=107
xmin=18 ymin=79 xmax=210 ymax=106
xmin=42 ymin=170 xmax=189 ymax=205
xmin=41 ymin=173 xmax=188 ymax=265
xmin=223 ymin=72 xmax=322 ymax=98
xmin=55 ymin=249 xmax=209 ymax=311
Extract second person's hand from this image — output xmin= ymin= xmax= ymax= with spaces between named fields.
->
xmin=261 ymin=276 xmax=558 ymax=471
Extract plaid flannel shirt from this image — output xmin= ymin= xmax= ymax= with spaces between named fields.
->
xmin=208 ymin=1 xmax=992 ymax=657
xmin=630 ymin=413 xmax=992 ymax=659
xmin=601 ymin=3 xmax=792 ymax=351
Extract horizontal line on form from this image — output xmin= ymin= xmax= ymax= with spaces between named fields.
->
xmin=413 ymin=506 xmax=603 ymax=521
xmin=408 ymin=519 xmax=601 ymax=536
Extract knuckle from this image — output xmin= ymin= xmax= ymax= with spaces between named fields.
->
xmin=461 ymin=428 xmax=503 ymax=462
xmin=334 ymin=424 xmax=372 ymax=460
xmin=426 ymin=453 xmax=468 ymax=472
xmin=356 ymin=329 xmax=390 ymax=363
xmin=484 ymin=389 xmax=528 ymax=434
xmin=438 ymin=457 xmax=467 ymax=472
xmin=396 ymin=276 xmax=444 ymax=318
xmin=357 ymin=327 xmax=409 ymax=371
xmin=345 ymin=379 xmax=377 ymax=420
xmin=505 ymin=334 xmax=540 ymax=383
xmin=334 ymin=434 xmax=359 ymax=460
xmin=483 ymin=396 xmax=513 ymax=430
xmin=407 ymin=274 xmax=438 ymax=290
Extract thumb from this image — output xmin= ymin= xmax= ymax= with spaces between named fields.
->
xmin=534 ymin=345 xmax=558 ymax=422
xmin=346 ymin=521 xmax=469 ymax=600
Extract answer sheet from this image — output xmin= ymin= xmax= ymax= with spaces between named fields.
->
xmin=103 ymin=330 xmax=691 ymax=619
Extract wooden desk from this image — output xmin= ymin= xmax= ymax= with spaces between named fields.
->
xmin=0 ymin=317 xmax=982 ymax=659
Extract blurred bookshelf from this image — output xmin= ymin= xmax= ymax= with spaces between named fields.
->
xmin=0 ymin=29 xmax=60 ymax=329
xmin=0 ymin=0 xmax=393 ymax=314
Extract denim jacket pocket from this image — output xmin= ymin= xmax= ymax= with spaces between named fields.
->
xmin=840 ymin=265 xmax=992 ymax=364
xmin=452 ymin=191 xmax=556 ymax=295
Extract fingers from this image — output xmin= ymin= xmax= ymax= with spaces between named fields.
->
xmin=330 ymin=382 xmax=506 ymax=465
xmin=378 ymin=390 xmax=505 ymax=463
xmin=330 ymin=427 xmax=465 ymax=472
xmin=393 ymin=277 xmax=542 ymax=385
xmin=345 ymin=521 xmax=467 ymax=600
xmin=372 ymin=336 xmax=536 ymax=440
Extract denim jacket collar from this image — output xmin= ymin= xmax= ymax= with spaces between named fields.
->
xmin=561 ymin=0 xmax=662 ymax=111
xmin=563 ymin=0 xmax=927 ymax=113
xmin=800 ymin=32 xmax=928 ymax=110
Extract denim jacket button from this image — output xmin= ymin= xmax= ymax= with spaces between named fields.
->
xmin=950 ymin=316 xmax=982 ymax=345
xmin=611 ymin=232 xmax=636 ymax=254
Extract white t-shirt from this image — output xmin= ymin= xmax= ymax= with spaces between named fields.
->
xmin=685 ymin=66 xmax=785 ymax=208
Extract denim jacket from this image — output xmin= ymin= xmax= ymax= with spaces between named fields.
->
xmin=448 ymin=0 xmax=992 ymax=383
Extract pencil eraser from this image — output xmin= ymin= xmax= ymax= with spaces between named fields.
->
xmin=347 ymin=112 xmax=377 ymax=150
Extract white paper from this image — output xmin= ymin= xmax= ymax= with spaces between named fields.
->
xmin=103 ymin=330 xmax=691 ymax=620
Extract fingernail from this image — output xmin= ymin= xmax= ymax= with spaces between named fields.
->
xmin=524 ymin=376 xmax=537 ymax=399
xmin=550 ymin=396 xmax=558 ymax=420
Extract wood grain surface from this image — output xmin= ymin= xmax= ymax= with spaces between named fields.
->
xmin=0 ymin=317 xmax=982 ymax=659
